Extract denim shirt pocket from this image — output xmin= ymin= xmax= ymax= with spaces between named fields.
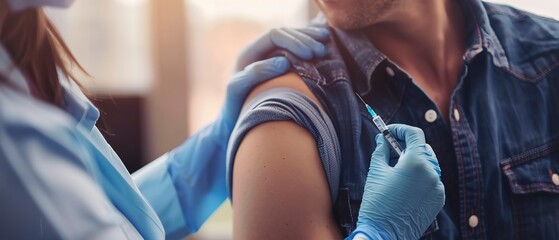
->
xmin=501 ymin=139 xmax=559 ymax=194
xmin=500 ymin=139 xmax=559 ymax=239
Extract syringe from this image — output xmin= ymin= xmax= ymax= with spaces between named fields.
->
xmin=355 ymin=93 xmax=404 ymax=156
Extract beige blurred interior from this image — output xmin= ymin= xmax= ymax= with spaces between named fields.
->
xmin=45 ymin=0 xmax=558 ymax=239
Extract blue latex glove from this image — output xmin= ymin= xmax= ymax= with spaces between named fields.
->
xmin=348 ymin=124 xmax=445 ymax=240
xmin=162 ymin=27 xmax=330 ymax=236
xmin=216 ymin=27 xmax=330 ymax=145
xmin=226 ymin=27 xmax=330 ymax=125
xmin=235 ymin=27 xmax=330 ymax=71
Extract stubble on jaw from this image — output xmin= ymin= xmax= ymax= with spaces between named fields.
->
xmin=317 ymin=0 xmax=399 ymax=30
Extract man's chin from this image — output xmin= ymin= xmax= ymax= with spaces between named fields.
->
xmin=326 ymin=20 xmax=365 ymax=30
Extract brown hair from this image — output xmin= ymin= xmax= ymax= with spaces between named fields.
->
xmin=0 ymin=0 xmax=87 ymax=107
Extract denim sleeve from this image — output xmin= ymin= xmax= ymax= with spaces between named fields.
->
xmin=226 ymin=88 xmax=341 ymax=202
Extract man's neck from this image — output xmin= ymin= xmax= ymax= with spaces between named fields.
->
xmin=365 ymin=0 xmax=466 ymax=120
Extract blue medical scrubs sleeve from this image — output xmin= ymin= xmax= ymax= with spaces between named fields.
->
xmin=133 ymin=154 xmax=189 ymax=239
xmin=0 ymin=87 xmax=130 ymax=239
xmin=134 ymin=123 xmax=229 ymax=239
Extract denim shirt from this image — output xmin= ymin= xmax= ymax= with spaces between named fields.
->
xmin=278 ymin=0 xmax=559 ymax=239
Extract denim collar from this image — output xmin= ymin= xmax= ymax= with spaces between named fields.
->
xmin=464 ymin=0 xmax=509 ymax=68
xmin=329 ymin=0 xmax=509 ymax=96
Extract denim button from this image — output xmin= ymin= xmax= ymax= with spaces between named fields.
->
xmin=425 ymin=109 xmax=438 ymax=123
xmin=453 ymin=108 xmax=460 ymax=121
xmin=552 ymin=173 xmax=559 ymax=186
xmin=386 ymin=66 xmax=395 ymax=77
xmin=469 ymin=215 xmax=479 ymax=228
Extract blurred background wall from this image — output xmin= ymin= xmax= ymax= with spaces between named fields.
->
xmin=45 ymin=0 xmax=558 ymax=239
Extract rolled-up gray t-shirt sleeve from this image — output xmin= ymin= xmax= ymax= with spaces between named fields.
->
xmin=226 ymin=88 xmax=341 ymax=202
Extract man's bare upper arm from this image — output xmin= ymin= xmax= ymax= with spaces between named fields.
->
xmin=232 ymin=73 xmax=341 ymax=239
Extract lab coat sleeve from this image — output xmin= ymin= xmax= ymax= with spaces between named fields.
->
xmin=133 ymin=123 xmax=227 ymax=239
xmin=0 ymin=109 xmax=130 ymax=239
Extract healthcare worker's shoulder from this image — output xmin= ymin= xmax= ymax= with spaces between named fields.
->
xmin=0 ymin=84 xmax=81 ymax=144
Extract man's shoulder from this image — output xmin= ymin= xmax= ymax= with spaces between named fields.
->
xmin=484 ymin=2 xmax=559 ymax=40
xmin=484 ymin=2 xmax=559 ymax=24
xmin=272 ymin=23 xmax=351 ymax=86
xmin=484 ymin=2 xmax=559 ymax=82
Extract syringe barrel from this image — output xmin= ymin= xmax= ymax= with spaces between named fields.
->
xmin=372 ymin=116 xmax=403 ymax=156
xmin=372 ymin=116 xmax=388 ymax=131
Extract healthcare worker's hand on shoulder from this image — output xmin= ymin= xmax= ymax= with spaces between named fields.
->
xmin=349 ymin=124 xmax=445 ymax=240
xmin=135 ymin=27 xmax=331 ymax=237
xmin=218 ymin=27 xmax=330 ymax=134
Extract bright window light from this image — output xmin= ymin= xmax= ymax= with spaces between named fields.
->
xmin=485 ymin=0 xmax=559 ymax=20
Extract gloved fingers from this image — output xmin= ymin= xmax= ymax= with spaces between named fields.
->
xmin=242 ymin=56 xmax=291 ymax=73
xmin=437 ymin=180 xmax=446 ymax=204
xmin=266 ymin=28 xmax=313 ymax=60
xmin=279 ymin=28 xmax=328 ymax=59
xmin=395 ymin=142 xmax=441 ymax=179
xmin=423 ymin=144 xmax=441 ymax=177
xmin=424 ymin=143 xmax=435 ymax=156
xmin=434 ymin=165 xmax=442 ymax=177
xmin=387 ymin=124 xmax=426 ymax=148
xmin=234 ymin=27 xmax=328 ymax=71
xmin=428 ymin=158 xmax=442 ymax=177
xmin=369 ymin=134 xmax=391 ymax=170
xmin=235 ymin=36 xmax=276 ymax=71
xmin=423 ymin=144 xmax=438 ymax=165
xmin=226 ymin=56 xmax=290 ymax=105
xmin=292 ymin=27 xmax=330 ymax=42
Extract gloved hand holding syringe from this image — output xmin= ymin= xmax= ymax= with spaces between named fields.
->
xmin=355 ymin=93 xmax=404 ymax=156
xmin=347 ymin=94 xmax=445 ymax=240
